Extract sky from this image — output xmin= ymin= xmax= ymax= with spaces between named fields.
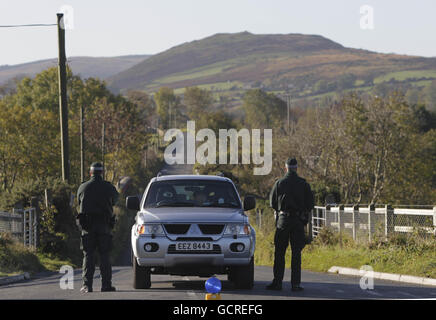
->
xmin=1 ymin=0 xmax=435 ymax=66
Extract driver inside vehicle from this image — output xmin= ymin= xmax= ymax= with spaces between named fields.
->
xmin=156 ymin=186 xmax=176 ymax=203
xmin=193 ymin=190 xmax=207 ymax=205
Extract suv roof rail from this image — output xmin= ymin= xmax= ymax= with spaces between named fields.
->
xmin=156 ymin=171 xmax=163 ymax=180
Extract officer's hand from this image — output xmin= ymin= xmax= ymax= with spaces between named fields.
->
xmin=110 ymin=215 xmax=117 ymax=229
xmin=77 ymin=213 xmax=89 ymax=231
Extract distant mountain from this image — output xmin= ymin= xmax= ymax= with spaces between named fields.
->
xmin=0 ymin=54 xmax=151 ymax=85
xmin=106 ymin=32 xmax=436 ymax=99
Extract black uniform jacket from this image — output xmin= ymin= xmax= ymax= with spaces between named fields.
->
xmin=77 ymin=175 xmax=119 ymax=221
xmin=269 ymin=171 xmax=314 ymax=219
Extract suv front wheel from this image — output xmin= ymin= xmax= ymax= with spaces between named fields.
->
xmin=133 ymin=254 xmax=151 ymax=289
xmin=229 ymin=257 xmax=254 ymax=289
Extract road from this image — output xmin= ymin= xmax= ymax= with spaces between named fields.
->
xmin=1 ymin=151 xmax=434 ymax=300
xmin=0 ymin=265 xmax=435 ymax=300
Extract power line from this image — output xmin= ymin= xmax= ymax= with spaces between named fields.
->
xmin=0 ymin=23 xmax=56 ymax=28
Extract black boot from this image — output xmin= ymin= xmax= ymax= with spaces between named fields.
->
xmin=101 ymin=286 xmax=116 ymax=292
xmin=291 ymin=285 xmax=304 ymax=292
xmin=266 ymin=280 xmax=282 ymax=291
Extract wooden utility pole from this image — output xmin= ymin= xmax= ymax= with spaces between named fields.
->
xmin=168 ymin=100 xmax=172 ymax=129
xmin=80 ymin=105 xmax=85 ymax=182
xmin=101 ymin=123 xmax=105 ymax=180
xmin=286 ymin=94 xmax=290 ymax=133
xmin=174 ymin=103 xmax=177 ymax=128
xmin=57 ymin=13 xmax=70 ymax=182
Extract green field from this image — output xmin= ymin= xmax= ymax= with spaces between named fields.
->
xmin=172 ymin=81 xmax=245 ymax=95
xmin=374 ymin=70 xmax=436 ymax=84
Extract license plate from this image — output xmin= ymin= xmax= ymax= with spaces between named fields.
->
xmin=175 ymin=242 xmax=212 ymax=251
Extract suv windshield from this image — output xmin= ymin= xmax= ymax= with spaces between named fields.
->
xmin=144 ymin=179 xmax=241 ymax=209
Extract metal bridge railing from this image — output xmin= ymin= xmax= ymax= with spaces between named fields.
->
xmin=0 ymin=208 xmax=38 ymax=247
xmin=310 ymin=205 xmax=436 ymax=242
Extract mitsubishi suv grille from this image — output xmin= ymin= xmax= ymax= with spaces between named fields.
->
xmin=163 ymin=224 xmax=190 ymax=234
xmin=198 ymin=224 xmax=225 ymax=235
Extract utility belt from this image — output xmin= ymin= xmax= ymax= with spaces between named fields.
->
xmin=77 ymin=212 xmax=114 ymax=230
xmin=81 ymin=212 xmax=109 ymax=221
xmin=278 ymin=210 xmax=295 ymax=217
xmin=277 ymin=210 xmax=309 ymax=225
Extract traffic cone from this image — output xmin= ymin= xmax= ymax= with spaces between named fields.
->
xmin=205 ymin=293 xmax=221 ymax=300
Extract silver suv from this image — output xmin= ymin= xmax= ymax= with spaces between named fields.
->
xmin=126 ymin=174 xmax=256 ymax=289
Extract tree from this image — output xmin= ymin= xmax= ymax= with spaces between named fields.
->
xmin=242 ymin=89 xmax=286 ymax=129
xmin=284 ymin=92 xmax=435 ymax=204
xmin=314 ymin=80 xmax=328 ymax=93
xmin=84 ymin=96 xmax=147 ymax=184
xmin=184 ymin=86 xmax=214 ymax=122
xmin=405 ymin=87 xmax=421 ymax=106
xmin=337 ymin=74 xmax=356 ymax=91
xmin=0 ymin=67 xmax=153 ymax=190
xmin=126 ymin=90 xmax=156 ymax=125
xmin=154 ymin=87 xmax=179 ymax=129
xmin=424 ymin=80 xmax=436 ymax=112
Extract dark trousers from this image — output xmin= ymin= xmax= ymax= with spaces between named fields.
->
xmin=81 ymin=228 xmax=113 ymax=288
xmin=273 ymin=213 xmax=305 ymax=286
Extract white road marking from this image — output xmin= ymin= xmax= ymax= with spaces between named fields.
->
xmin=365 ymin=290 xmax=382 ymax=296
xmin=183 ymin=276 xmax=199 ymax=299
xmin=398 ymin=291 xmax=418 ymax=298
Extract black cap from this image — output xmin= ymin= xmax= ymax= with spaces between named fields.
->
xmin=90 ymin=162 xmax=104 ymax=173
xmin=286 ymin=158 xmax=297 ymax=168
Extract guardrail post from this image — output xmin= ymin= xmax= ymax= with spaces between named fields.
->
xmin=385 ymin=204 xmax=394 ymax=241
xmin=33 ymin=208 xmax=38 ymax=248
xmin=433 ymin=206 xmax=436 ymax=236
xmin=325 ymin=205 xmax=331 ymax=229
xmin=22 ymin=209 xmax=27 ymax=246
xmin=28 ymin=209 xmax=33 ymax=247
xmin=311 ymin=208 xmax=315 ymax=236
xmin=368 ymin=204 xmax=375 ymax=243
xmin=338 ymin=204 xmax=344 ymax=234
xmin=338 ymin=204 xmax=344 ymax=247
xmin=311 ymin=207 xmax=321 ymax=237
xmin=352 ymin=204 xmax=359 ymax=241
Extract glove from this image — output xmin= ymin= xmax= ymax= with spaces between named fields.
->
xmin=109 ymin=215 xmax=116 ymax=229
xmin=77 ymin=213 xmax=89 ymax=231
xmin=298 ymin=211 xmax=309 ymax=225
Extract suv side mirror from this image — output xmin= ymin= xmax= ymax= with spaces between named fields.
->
xmin=243 ymin=195 xmax=256 ymax=211
xmin=126 ymin=196 xmax=140 ymax=211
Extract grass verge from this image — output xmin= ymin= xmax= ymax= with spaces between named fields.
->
xmin=254 ymin=227 xmax=436 ymax=279
xmin=0 ymin=234 xmax=45 ymax=276
xmin=0 ymin=233 xmax=78 ymax=277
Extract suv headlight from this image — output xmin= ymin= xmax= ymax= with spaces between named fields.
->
xmin=137 ymin=224 xmax=164 ymax=236
xmin=224 ymin=224 xmax=251 ymax=236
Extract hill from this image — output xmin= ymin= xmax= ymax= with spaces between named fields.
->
xmin=107 ymin=32 xmax=436 ymax=103
xmin=0 ymin=54 xmax=151 ymax=85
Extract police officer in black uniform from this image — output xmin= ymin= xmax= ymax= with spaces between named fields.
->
xmin=76 ymin=162 xmax=119 ymax=293
xmin=266 ymin=158 xmax=314 ymax=292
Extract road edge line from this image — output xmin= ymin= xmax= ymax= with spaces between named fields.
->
xmin=327 ymin=266 xmax=436 ymax=287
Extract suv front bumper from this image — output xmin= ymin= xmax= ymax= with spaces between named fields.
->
xmin=133 ymin=234 xmax=254 ymax=268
